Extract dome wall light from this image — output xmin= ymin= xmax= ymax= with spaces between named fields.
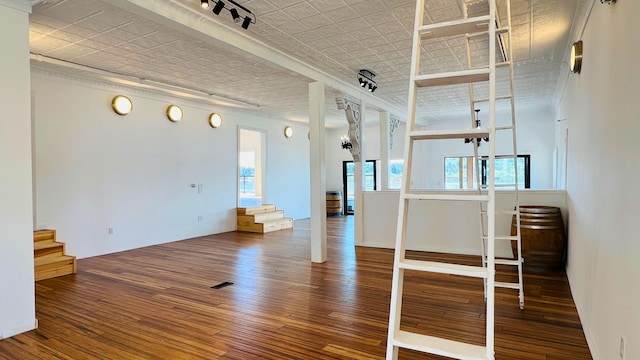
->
xmin=166 ymin=105 xmax=183 ymax=122
xmin=357 ymin=69 xmax=377 ymax=93
xmin=284 ymin=126 xmax=293 ymax=138
xmin=209 ymin=113 xmax=222 ymax=128
xmin=112 ymin=95 xmax=133 ymax=116
xmin=570 ymin=40 xmax=583 ymax=74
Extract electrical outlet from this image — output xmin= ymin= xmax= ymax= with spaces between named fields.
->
xmin=620 ymin=337 xmax=625 ymax=359
xmin=108 ymin=227 xmax=114 ymax=235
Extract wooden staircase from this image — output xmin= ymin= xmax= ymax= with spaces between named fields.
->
xmin=237 ymin=204 xmax=293 ymax=233
xmin=34 ymin=229 xmax=77 ymax=281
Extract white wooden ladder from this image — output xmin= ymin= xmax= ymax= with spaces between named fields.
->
xmin=385 ymin=0 xmax=522 ymax=359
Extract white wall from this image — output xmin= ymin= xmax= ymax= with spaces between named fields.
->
xmin=414 ymin=109 xmax=555 ymax=189
xmin=0 ymin=3 xmax=36 ymax=339
xmin=555 ymin=2 xmax=640 ymax=359
xmin=33 ymin=69 xmax=310 ymax=260
xmin=362 ymin=190 xmax=567 ymax=258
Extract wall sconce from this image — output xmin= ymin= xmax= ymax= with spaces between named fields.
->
xmin=357 ymin=69 xmax=378 ymax=93
xmin=570 ymin=41 xmax=583 ymax=74
xmin=204 ymin=0 xmax=257 ymax=30
xmin=341 ymin=135 xmax=352 ymax=150
xmin=209 ymin=113 xmax=222 ymax=128
xmin=464 ymin=109 xmax=489 ymax=147
xmin=111 ymin=95 xmax=132 ymax=116
xmin=166 ymin=105 xmax=183 ymax=122
xmin=284 ymin=126 xmax=293 ymax=138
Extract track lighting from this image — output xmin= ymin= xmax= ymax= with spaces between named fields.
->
xmin=357 ymin=69 xmax=377 ymax=93
xmin=212 ymin=0 xmax=224 ymax=14
xmin=205 ymin=0 xmax=256 ymax=30
xmin=229 ymin=8 xmax=241 ymax=23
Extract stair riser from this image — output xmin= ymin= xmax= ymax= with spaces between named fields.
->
xmin=237 ymin=212 xmax=284 ymax=225
xmin=35 ymin=247 xmax=65 ymax=259
xmin=263 ymin=219 xmax=293 ymax=233
xmin=35 ymin=261 xmax=76 ymax=281
xmin=34 ymin=230 xmax=56 ymax=242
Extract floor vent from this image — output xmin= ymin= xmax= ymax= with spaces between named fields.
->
xmin=211 ymin=281 xmax=234 ymax=289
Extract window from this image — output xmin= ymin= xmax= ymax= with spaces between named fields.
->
xmin=343 ymin=160 xmax=377 ymax=215
xmin=444 ymin=155 xmax=530 ymax=189
xmin=389 ymin=159 xmax=403 ymax=190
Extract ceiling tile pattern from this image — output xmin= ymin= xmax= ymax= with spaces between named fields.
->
xmin=30 ymin=0 xmax=584 ymax=126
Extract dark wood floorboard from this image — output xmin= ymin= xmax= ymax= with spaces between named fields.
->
xmin=0 ymin=216 xmax=591 ymax=359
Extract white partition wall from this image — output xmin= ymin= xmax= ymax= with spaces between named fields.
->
xmin=0 ymin=1 xmax=36 ymax=339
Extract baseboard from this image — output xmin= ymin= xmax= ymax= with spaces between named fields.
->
xmin=0 ymin=318 xmax=38 ymax=340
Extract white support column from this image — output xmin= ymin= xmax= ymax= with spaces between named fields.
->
xmin=309 ymin=82 xmax=327 ymax=263
xmin=354 ymin=102 xmax=366 ymax=246
xmin=0 ymin=0 xmax=36 ymax=339
xmin=380 ymin=111 xmax=390 ymax=191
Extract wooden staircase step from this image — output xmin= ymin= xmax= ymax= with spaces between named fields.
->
xmin=34 ymin=229 xmax=56 ymax=242
xmin=237 ymin=204 xmax=277 ymax=215
xmin=237 ymin=210 xmax=284 ymax=225
xmin=34 ymin=241 xmax=65 ymax=258
xmin=237 ymin=217 xmax=293 ymax=233
xmin=35 ymin=255 xmax=76 ymax=281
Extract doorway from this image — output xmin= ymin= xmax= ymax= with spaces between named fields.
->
xmin=342 ymin=160 xmax=377 ymax=215
xmin=238 ymin=128 xmax=266 ymax=207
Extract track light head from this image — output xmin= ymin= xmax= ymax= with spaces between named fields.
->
xmin=201 ymin=0 xmax=209 ymax=9
xmin=370 ymin=84 xmax=377 ymax=93
xmin=241 ymin=16 xmax=252 ymax=29
xmin=230 ymin=8 xmax=241 ymax=23
xmin=211 ymin=0 xmax=225 ymax=14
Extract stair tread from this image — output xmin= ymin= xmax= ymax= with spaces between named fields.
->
xmin=393 ymin=330 xmax=488 ymax=360
xmin=399 ymin=259 xmax=488 ymax=278
xmin=34 ymin=241 xmax=64 ymax=250
xmin=35 ymin=255 xmax=75 ymax=266
xmin=237 ymin=204 xmax=277 ymax=215
xmin=415 ymin=68 xmax=490 ymax=87
xmin=418 ymin=15 xmax=491 ymax=40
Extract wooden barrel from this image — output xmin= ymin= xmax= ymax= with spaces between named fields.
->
xmin=511 ymin=206 xmax=566 ymax=272
xmin=326 ymin=191 xmax=343 ymax=217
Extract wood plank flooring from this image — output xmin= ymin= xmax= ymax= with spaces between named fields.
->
xmin=0 ymin=217 xmax=591 ymax=359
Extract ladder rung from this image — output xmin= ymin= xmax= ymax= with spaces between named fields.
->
xmin=494 ymin=258 xmax=521 ymax=266
xmin=415 ymin=68 xmax=490 ymax=87
xmin=473 ymin=94 xmax=512 ymax=103
xmin=399 ymin=259 xmax=488 ymax=278
xmin=497 ymin=61 xmax=511 ymax=68
xmin=496 ymin=125 xmax=514 ymax=130
xmin=495 ymin=281 xmax=521 ymax=290
xmin=480 ymin=184 xmax=517 ymax=189
xmin=419 ymin=15 xmax=491 ymax=40
xmin=483 ymin=235 xmax=519 ymax=241
xmin=466 ymin=27 xmax=509 ymax=38
xmin=482 ymin=210 xmax=517 ymax=215
xmin=410 ymin=128 xmax=490 ymax=140
xmin=404 ymin=193 xmax=489 ymax=202
xmin=393 ymin=330 xmax=488 ymax=360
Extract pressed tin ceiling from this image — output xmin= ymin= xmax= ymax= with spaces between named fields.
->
xmin=29 ymin=0 xmax=589 ymax=127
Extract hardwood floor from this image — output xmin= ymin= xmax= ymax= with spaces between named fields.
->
xmin=0 ymin=217 xmax=591 ymax=359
